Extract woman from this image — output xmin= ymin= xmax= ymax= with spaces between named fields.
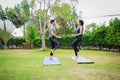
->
xmin=71 ymin=20 xmax=84 ymax=60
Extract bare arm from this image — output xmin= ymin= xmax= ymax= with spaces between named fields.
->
xmin=71 ymin=26 xmax=83 ymax=37
xmin=51 ymin=31 xmax=57 ymax=37
xmin=51 ymin=31 xmax=61 ymax=38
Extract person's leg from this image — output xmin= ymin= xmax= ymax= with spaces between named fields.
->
xmin=50 ymin=39 xmax=55 ymax=56
xmin=49 ymin=38 xmax=60 ymax=60
xmin=51 ymin=41 xmax=55 ymax=49
xmin=49 ymin=38 xmax=55 ymax=60
xmin=72 ymin=37 xmax=82 ymax=58
xmin=72 ymin=39 xmax=79 ymax=56
xmin=51 ymin=38 xmax=60 ymax=51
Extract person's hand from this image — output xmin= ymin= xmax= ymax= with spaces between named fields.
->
xmin=71 ymin=34 xmax=76 ymax=37
xmin=57 ymin=36 xmax=61 ymax=39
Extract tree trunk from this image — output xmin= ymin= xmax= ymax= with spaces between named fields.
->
xmin=23 ymin=24 xmax=25 ymax=39
xmin=31 ymin=41 xmax=33 ymax=49
xmin=39 ymin=20 xmax=46 ymax=50
xmin=3 ymin=20 xmax=7 ymax=49
xmin=99 ymin=45 xmax=102 ymax=50
xmin=108 ymin=45 xmax=111 ymax=51
xmin=41 ymin=34 xmax=46 ymax=50
xmin=27 ymin=43 xmax=31 ymax=49
xmin=117 ymin=46 xmax=120 ymax=53
xmin=4 ymin=41 xmax=7 ymax=49
xmin=60 ymin=26 xmax=66 ymax=34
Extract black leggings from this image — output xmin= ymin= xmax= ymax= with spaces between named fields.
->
xmin=49 ymin=37 xmax=60 ymax=56
xmin=72 ymin=36 xmax=82 ymax=56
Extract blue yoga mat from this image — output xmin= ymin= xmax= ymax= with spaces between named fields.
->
xmin=71 ymin=56 xmax=94 ymax=64
xmin=43 ymin=57 xmax=61 ymax=66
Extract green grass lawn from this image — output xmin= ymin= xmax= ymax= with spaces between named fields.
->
xmin=0 ymin=49 xmax=120 ymax=80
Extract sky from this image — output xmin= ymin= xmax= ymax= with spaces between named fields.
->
xmin=0 ymin=0 xmax=120 ymax=36
xmin=0 ymin=0 xmax=120 ymax=25
xmin=76 ymin=0 xmax=120 ymax=25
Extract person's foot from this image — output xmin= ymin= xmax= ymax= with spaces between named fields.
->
xmin=49 ymin=56 xmax=53 ymax=61
xmin=74 ymin=56 xmax=79 ymax=61
xmin=51 ymin=50 xmax=55 ymax=55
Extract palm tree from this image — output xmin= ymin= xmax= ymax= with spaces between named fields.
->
xmin=26 ymin=25 xmax=39 ymax=48
xmin=0 ymin=5 xmax=11 ymax=49
xmin=0 ymin=27 xmax=11 ymax=49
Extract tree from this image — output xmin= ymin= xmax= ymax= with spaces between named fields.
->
xmin=0 ymin=5 xmax=7 ymax=31
xmin=5 ymin=0 xmax=30 ymax=38
xmin=26 ymin=25 xmax=39 ymax=48
xmin=5 ymin=0 xmax=30 ymax=28
xmin=0 ymin=25 xmax=11 ymax=49
xmin=85 ymin=23 xmax=98 ymax=33
xmin=5 ymin=7 xmax=23 ymax=28
xmin=92 ymin=25 xmax=107 ymax=50
xmin=21 ymin=0 xmax=30 ymax=38
xmin=51 ymin=3 xmax=74 ymax=34
xmin=106 ymin=18 xmax=120 ymax=52
xmin=29 ymin=0 xmax=62 ymax=50
xmin=29 ymin=0 xmax=79 ymax=50
xmin=0 ymin=5 xmax=11 ymax=49
xmin=70 ymin=6 xmax=78 ymax=31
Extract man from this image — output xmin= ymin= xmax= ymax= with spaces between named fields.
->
xmin=49 ymin=19 xmax=61 ymax=60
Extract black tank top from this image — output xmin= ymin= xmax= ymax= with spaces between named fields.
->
xmin=76 ymin=26 xmax=83 ymax=38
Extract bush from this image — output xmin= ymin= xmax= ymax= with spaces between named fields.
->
xmin=33 ymin=37 xmax=41 ymax=48
xmin=8 ymin=37 xmax=26 ymax=47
